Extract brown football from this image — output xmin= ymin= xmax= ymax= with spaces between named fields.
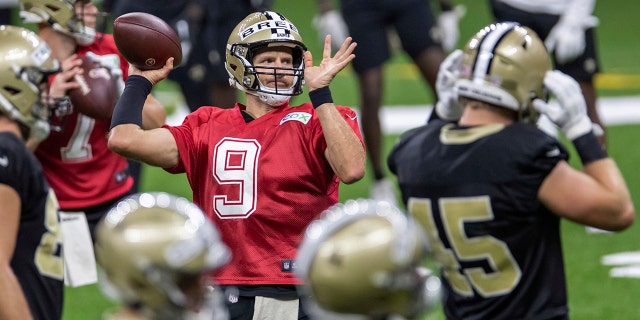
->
xmin=68 ymin=55 xmax=119 ymax=120
xmin=113 ymin=12 xmax=182 ymax=70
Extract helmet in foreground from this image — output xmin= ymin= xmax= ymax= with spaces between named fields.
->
xmin=95 ymin=192 xmax=231 ymax=319
xmin=0 ymin=25 xmax=63 ymax=140
xmin=455 ymin=22 xmax=551 ymax=123
xmin=225 ymin=11 xmax=307 ymax=106
xmin=18 ymin=0 xmax=100 ymax=45
xmin=296 ymin=199 xmax=439 ymax=319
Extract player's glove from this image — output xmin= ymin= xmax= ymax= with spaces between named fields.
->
xmin=545 ymin=15 xmax=598 ymax=64
xmin=435 ymin=49 xmax=463 ymax=121
xmin=533 ymin=70 xmax=593 ymax=140
xmin=437 ymin=5 xmax=465 ymax=52
xmin=30 ymin=119 xmax=51 ymax=143
xmin=536 ymin=114 xmax=559 ymax=139
xmin=312 ymin=10 xmax=349 ymax=51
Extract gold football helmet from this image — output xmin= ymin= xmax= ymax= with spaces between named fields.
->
xmin=18 ymin=0 xmax=99 ymax=45
xmin=0 ymin=25 xmax=63 ymax=140
xmin=455 ymin=22 xmax=551 ymax=123
xmin=95 ymin=192 xmax=231 ymax=319
xmin=296 ymin=199 xmax=437 ymax=319
xmin=225 ymin=11 xmax=307 ymax=106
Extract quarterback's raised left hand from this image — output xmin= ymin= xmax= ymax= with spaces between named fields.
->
xmin=304 ymin=36 xmax=356 ymax=91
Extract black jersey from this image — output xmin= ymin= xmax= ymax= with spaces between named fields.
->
xmin=389 ymin=120 xmax=570 ymax=320
xmin=0 ymin=132 xmax=63 ymax=320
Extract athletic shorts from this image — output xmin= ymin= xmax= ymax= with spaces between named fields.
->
xmin=489 ymin=0 xmax=600 ymax=81
xmin=340 ymin=0 xmax=441 ymax=74
xmin=78 ymin=190 xmax=134 ymax=243
xmin=221 ymin=285 xmax=309 ymax=320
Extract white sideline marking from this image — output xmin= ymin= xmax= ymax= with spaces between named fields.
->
xmin=602 ymin=251 xmax=640 ymax=279
xmin=166 ymin=96 xmax=640 ymax=132
xmin=377 ymin=96 xmax=640 ymax=134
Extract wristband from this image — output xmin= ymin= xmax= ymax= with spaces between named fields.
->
xmin=110 ymin=75 xmax=152 ymax=130
xmin=572 ymin=131 xmax=608 ymax=164
xmin=309 ymin=86 xmax=333 ymax=109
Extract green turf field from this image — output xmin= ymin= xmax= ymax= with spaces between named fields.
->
xmin=16 ymin=0 xmax=636 ymax=318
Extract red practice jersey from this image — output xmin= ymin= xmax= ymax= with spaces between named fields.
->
xmin=35 ymin=34 xmax=133 ymax=210
xmin=164 ymin=102 xmax=363 ymax=285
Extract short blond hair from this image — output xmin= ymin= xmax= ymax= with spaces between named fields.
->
xmin=460 ymin=97 xmax=518 ymax=121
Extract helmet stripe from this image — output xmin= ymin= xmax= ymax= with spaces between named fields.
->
xmin=471 ymin=22 xmax=518 ymax=84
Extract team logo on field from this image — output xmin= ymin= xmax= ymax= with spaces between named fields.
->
xmin=280 ymin=112 xmax=311 ymax=125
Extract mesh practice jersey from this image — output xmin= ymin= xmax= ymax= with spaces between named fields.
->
xmin=164 ymin=102 xmax=363 ymax=285
xmin=35 ymin=33 xmax=133 ymax=209
xmin=389 ymin=120 xmax=570 ymax=320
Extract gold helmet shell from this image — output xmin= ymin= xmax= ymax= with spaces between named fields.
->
xmin=18 ymin=0 xmax=97 ymax=45
xmin=0 ymin=25 xmax=59 ymax=139
xmin=225 ymin=11 xmax=306 ymax=106
xmin=455 ymin=22 xmax=551 ymax=123
xmin=296 ymin=199 xmax=433 ymax=318
xmin=95 ymin=192 xmax=231 ymax=317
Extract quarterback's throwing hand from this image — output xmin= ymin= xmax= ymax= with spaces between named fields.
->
xmin=128 ymin=57 xmax=174 ymax=86
xmin=304 ymin=35 xmax=356 ymax=91
xmin=533 ymin=70 xmax=592 ymax=140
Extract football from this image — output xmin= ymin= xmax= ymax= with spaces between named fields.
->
xmin=68 ymin=55 xmax=119 ymax=120
xmin=113 ymin=12 xmax=182 ymax=70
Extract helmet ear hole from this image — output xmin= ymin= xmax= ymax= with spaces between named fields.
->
xmin=3 ymin=86 xmax=20 ymax=95
xmin=502 ymin=79 xmax=517 ymax=91
xmin=129 ymin=277 xmax=147 ymax=291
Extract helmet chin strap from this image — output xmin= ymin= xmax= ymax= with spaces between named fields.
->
xmin=253 ymin=79 xmax=297 ymax=107
xmin=229 ymin=78 xmax=292 ymax=107
xmin=50 ymin=22 xmax=96 ymax=46
xmin=73 ymin=27 xmax=96 ymax=46
xmin=256 ymin=92 xmax=291 ymax=107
